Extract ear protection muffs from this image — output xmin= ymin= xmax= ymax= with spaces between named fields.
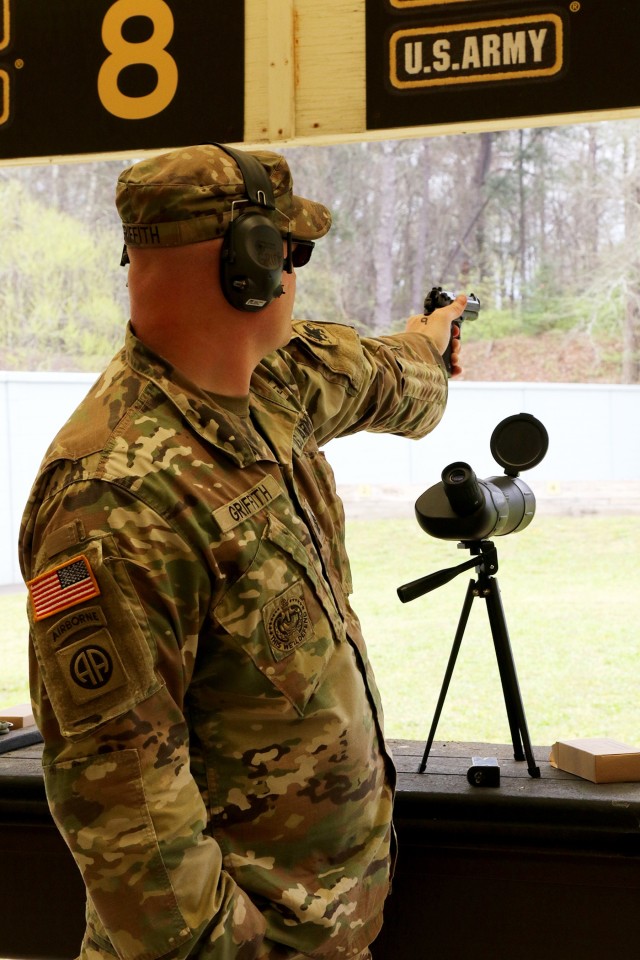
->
xmin=214 ymin=143 xmax=291 ymax=312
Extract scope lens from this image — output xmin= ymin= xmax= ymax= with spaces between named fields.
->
xmin=447 ymin=469 xmax=467 ymax=484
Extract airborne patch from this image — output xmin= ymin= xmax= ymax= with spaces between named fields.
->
xmin=27 ymin=555 xmax=101 ymax=622
xmin=47 ymin=605 xmax=107 ymax=646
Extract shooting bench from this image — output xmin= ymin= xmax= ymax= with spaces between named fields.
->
xmin=0 ymin=736 xmax=638 ymax=960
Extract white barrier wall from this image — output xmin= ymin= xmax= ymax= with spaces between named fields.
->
xmin=326 ymin=380 xmax=640 ymax=487
xmin=1 ymin=373 xmax=98 ymax=586
xmin=2 ymin=373 xmax=640 ymax=585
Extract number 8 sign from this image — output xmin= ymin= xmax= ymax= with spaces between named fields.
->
xmin=98 ymin=0 xmax=178 ymax=120
xmin=0 ymin=0 xmax=244 ymax=161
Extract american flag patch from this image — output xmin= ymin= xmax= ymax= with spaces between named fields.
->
xmin=27 ymin=555 xmax=101 ymax=622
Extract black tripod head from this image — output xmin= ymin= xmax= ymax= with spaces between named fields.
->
xmin=397 ymin=538 xmax=498 ymax=604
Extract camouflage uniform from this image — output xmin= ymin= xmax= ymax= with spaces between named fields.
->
xmin=19 ymin=145 xmax=449 ymax=960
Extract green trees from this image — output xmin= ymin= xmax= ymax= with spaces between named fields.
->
xmin=288 ymin=121 xmax=640 ymax=381
xmin=2 ymin=120 xmax=640 ymax=380
xmin=0 ymin=160 xmax=128 ymax=370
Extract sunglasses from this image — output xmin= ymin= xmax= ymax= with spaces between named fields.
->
xmin=289 ymin=239 xmax=315 ymax=269
xmin=120 ymin=236 xmax=315 ymax=271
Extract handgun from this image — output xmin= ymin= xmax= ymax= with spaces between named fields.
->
xmin=423 ymin=286 xmax=481 ymax=374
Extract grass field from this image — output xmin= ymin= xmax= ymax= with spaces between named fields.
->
xmin=347 ymin=513 xmax=639 ymax=746
xmin=2 ymin=514 xmax=638 ymax=747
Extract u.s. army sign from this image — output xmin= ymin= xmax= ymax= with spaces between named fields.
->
xmin=390 ymin=14 xmax=563 ymax=90
xmin=366 ymin=0 xmax=640 ymax=130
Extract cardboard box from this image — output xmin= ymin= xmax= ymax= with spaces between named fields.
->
xmin=550 ymin=738 xmax=640 ymax=783
xmin=0 ymin=703 xmax=35 ymax=730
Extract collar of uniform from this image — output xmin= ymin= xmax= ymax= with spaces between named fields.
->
xmin=125 ymin=324 xmax=277 ymax=467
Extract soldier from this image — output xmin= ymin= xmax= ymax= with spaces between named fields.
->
xmin=20 ymin=143 xmax=465 ymax=960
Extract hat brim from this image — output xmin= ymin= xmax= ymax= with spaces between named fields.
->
xmin=277 ymin=192 xmax=332 ymax=241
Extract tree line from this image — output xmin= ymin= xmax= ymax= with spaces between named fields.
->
xmin=2 ymin=118 xmax=640 ymax=381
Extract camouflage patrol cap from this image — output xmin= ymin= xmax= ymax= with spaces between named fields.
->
xmin=116 ymin=144 xmax=332 ymax=248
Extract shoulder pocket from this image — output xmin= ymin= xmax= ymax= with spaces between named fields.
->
xmin=290 ymin=320 xmax=365 ymax=396
xmin=28 ymin=537 xmax=163 ymax=740
xmin=214 ymin=515 xmax=345 ymax=715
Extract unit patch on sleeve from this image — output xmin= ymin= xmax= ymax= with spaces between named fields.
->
xmin=27 ymin=554 xmax=101 ymax=622
xmin=56 ymin=628 xmax=127 ymax=704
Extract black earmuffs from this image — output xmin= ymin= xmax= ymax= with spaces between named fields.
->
xmin=216 ymin=144 xmax=291 ymax=312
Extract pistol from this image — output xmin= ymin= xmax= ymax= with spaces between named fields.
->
xmin=423 ymin=286 xmax=480 ymax=374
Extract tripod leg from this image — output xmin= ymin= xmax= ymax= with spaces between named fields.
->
xmin=483 ymin=578 xmax=541 ymax=778
xmin=420 ymin=578 xmax=476 ymax=773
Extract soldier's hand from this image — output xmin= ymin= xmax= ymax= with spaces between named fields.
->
xmin=405 ymin=293 xmax=467 ymax=377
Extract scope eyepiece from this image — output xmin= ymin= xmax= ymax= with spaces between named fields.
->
xmin=441 ymin=461 xmax=483 ymax=516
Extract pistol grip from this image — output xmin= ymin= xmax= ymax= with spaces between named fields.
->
xmin=443 ymin=321 xmax=461 ymax=375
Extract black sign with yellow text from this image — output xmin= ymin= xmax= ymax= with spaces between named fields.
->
xmin=0 ymin=0 xmax=244 ymax=161
xmin=367 ymin=0 xmax=640 ymax=130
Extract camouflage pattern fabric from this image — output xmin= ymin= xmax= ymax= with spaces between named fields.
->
xmin=20 ymin=320 xmax=448 ymax=960
xmin=116 ymin=145 xmax=332 ymax=248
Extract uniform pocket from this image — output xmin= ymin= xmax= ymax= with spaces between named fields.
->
xmin=214 ymin=515 xmax=345 ymax=715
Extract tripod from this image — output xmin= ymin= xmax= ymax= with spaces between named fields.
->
xmin=398 ymin=539 xmax=541 ymax=778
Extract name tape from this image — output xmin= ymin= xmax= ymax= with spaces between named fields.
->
xmin=213 ymin=476 xmax=283 ymax=533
